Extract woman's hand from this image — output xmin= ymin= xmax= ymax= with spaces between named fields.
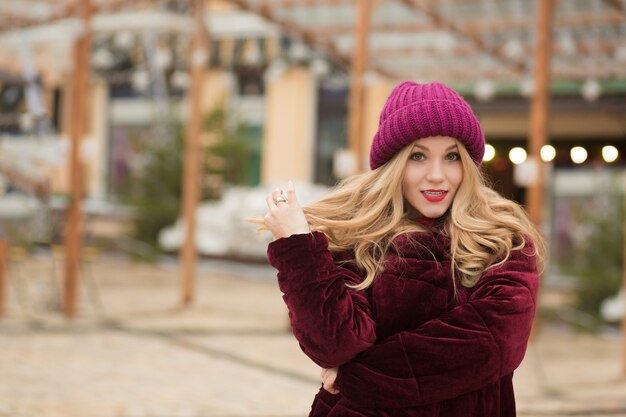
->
xmin=264 ymin=180 xmax=310 ymax=240
xmin=321 ymin=367 xmax=340 ymax=395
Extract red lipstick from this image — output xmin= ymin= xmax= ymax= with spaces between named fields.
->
xmin=421 ymin=190 xmax=448 ymax=202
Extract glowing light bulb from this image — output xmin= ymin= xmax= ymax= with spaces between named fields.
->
xmin=540 ymin=145 xmax=556 ymax=162
xmin=602 ymin=145 xmax=618 ymax=163
xmin=570 ymin=146 xmax=588 ymax=164
xmin=509 ymin=147 xmax=527 ymax=165
xmin=483 ymin=144 xmax=496 ymax=162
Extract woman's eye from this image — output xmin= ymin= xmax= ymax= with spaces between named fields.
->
xmin=410 ymin=152 xmax=425 ymax=161
xmin=446 ymin=152 xmax=460 ymax=161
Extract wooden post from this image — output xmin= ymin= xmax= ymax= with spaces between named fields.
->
xmin=623 ymin=173 xmax=626 ymax=375
xmin=64 ymin=0 xmax=92 ymax=318
xmin=0 ymin=240 xmax=7 ymax=318
xmin=527 ymin=0 xmax=554 ymax=227
xmin=180 ymin=0 xmax=209 ymax=306
xmin=347 ymin=0 xmax=371 ymax=173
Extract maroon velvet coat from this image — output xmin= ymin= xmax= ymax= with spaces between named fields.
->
xmin=267 ymin=230 xmax=539 ymax=417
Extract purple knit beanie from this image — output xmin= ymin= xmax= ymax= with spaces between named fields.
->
xmin=369 ymin=81 xmax=485 ymax=169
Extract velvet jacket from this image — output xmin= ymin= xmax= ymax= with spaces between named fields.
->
xmin=267 ymin=229 xmax=539 ymax=417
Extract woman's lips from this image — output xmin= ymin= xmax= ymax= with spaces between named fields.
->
xmin=421 ymin=190 xmax=448 ymax=202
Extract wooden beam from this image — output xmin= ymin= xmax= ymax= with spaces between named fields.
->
xmin=0 ymin=3 xmax=75 ymax=33
xmin=465 ymin=10 xmax=625 ymax=34
xmin=399 ymin=0 xmax=527 ymax=75
xmin=180 ymin=0 xmax=209 ymax=307
xmin=253 ymin=0 xmax=354 ymax=8
xmin=0 ymin=0 xmax=163 ymax=34
xmin=308 ymin=21 xmax=440 ymax=37
xmin=0 ymin=240 xmax=7 ymax=318
xmin=604 ymin=0 xmax=624 ymax=11
xmin=527 ymin=0 xmax=555 ymax=343
xmin=0 ymin=166 xmax=50 ymax=199
xmin=372 ymin=44 xmax=477 ymax=58
xmin=408 ymin=0 xmax=487 ymax=5
xmin=356 ymin=57 xmax=626 ymax=83
xmin=29 ymin=0 xmax=72 ymax=4
xmin=227 ymin=0 xmax=349 ymax=67
xmin=528 ymin=0 xmax=554 ymax=226
xmin=379 ymin=68 xmax=626 ymax=84
xmin=373 ymin=35 xmax=623 ymax=62
xmin=552 ymin=67 xmax=626 ymax=80
xmin=383 ymin=66 xmax=518 ymax=82
xmin=0 ymin=13 xmax=47 ymax=28
xmin=64 ymin=0 xmax=92 ymax=318
xmin=229 ymin=0 xmax=397 ymax=79
xmin=305 ymin=10 xmax=624 ymax=39
xmin=347 ymin=0 xmax=371 ymax=174
xmin=623 ymin=177 xmax=626 ymax=375
xmin=575 ymin=39 xmax=623 ymax=54
xmin=2 ymin=0 xmax=622 ymax=35
xmin=549 ymin=9 xmax=625 ymax=27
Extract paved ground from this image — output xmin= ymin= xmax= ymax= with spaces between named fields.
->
xmin=1 ymin=254 xmax=625 ymax=417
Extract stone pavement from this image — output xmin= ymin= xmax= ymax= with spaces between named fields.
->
xmin=0 ymin=254 xmax=625 ymax=417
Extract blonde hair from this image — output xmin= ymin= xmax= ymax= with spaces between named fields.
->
xmin=448 ymin=144 xmax=546 ymax=288
xmin=303 ymin=141 xmax=545 ymax=290
xmin=303 ymin=146 xmax=423 ymax=290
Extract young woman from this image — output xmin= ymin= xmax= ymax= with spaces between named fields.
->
xmin=260 ymin=81 xmax=545 ymax=417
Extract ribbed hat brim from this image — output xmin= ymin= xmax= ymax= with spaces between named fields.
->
xmin=369 ymin=99 xmax=485 ymax=169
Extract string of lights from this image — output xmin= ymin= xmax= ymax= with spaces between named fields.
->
xmin=484 ymin=143 xmax=622 ymax=165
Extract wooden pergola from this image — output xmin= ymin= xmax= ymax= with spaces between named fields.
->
xmin=0 ymin=0 xmax=203 ymax=316
xmin=0 ymin=0 xmax=625 ymax=370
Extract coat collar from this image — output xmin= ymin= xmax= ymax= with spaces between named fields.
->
xmin=389 ymin=230 xmax=451 ymax=261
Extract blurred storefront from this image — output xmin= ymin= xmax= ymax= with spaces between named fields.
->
xmin=1 ymin=0 xmax=625 ymax=234
xmin=1 ymin=1 xmax=624 ymax=192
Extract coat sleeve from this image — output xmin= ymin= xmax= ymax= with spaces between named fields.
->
xmin=334 ymin=244 xmax=539 ymax=409
xmin=267 ymin=231 xmax=377 ymax=368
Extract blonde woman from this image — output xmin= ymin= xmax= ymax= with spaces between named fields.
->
xmin=261 ymin=81 xmax=545 ymax=417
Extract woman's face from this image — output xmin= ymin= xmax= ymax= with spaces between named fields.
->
xmin=401 ymin=136 xmax=464 ymax=219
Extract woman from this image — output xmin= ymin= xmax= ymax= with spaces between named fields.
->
xmin=260 ymin=81 xmax=545 ymax=416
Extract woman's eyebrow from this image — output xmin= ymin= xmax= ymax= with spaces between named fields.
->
xmin=412 ymin=144 xmax=459 ymax=151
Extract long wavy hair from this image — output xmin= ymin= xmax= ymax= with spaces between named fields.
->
xmin=303 ymin=140 xmax=545 ymax=290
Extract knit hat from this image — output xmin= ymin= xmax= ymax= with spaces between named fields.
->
xmin=369 ymin=81 xmax=485 ymax=169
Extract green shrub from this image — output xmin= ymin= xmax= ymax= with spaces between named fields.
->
xmin=564 ymin=174 xmax=623 ymax=327
xmin=122 ymin=106 xmax=254 ymax=257
xmin=123 ymin=125 xmax=183 ymax=258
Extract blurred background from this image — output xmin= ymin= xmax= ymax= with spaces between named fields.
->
xmin=0 ymin=0 xmax=625 ymax=416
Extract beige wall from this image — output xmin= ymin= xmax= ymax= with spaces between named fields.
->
xmin=261 ymin=67 xmax=316 ymax=184
xmin=199 ymin=69 xmax=234 ymax=116
xmin=87 ymin=78 xmax=109 ymax=199
xmin=480 ymin=111 xmax=626 ymax=140
xmin=198 ymin=69 xmax=235 ymax=154
xmin=362 ymin=80 xmax=394 ymax=169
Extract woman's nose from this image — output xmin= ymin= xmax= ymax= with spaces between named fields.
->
xmin=426 ymin=162 xmax=445 ymax=182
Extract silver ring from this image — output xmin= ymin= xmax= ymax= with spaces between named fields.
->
xmin=275 ymin=196 xmax=288 ymax=204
